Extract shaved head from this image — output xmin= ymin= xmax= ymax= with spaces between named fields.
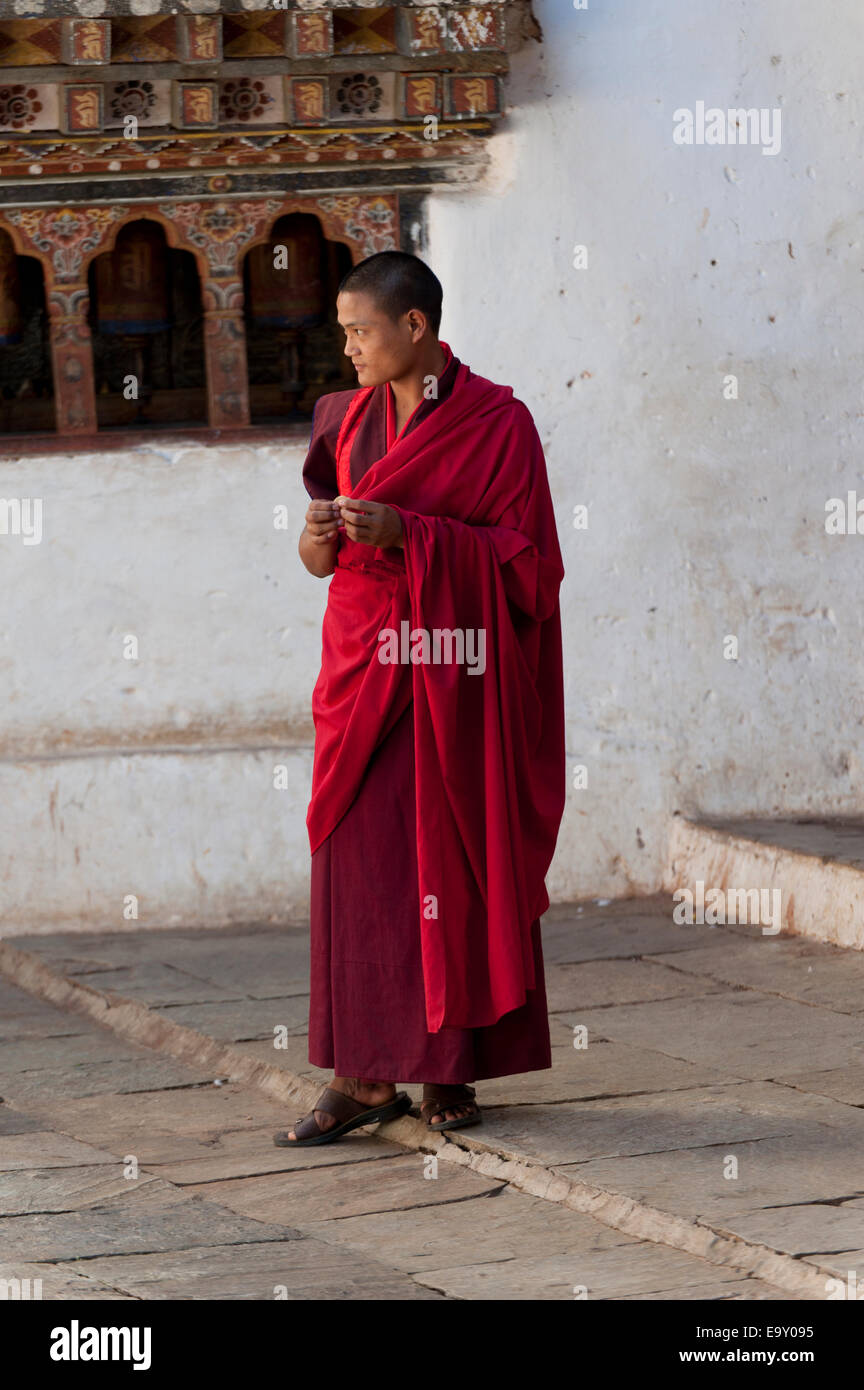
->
xmin=337 ymin=251 xmax=443 ymax=336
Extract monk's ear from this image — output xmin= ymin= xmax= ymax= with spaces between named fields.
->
xmin=406 ymin=308 xmax=428 ymax=343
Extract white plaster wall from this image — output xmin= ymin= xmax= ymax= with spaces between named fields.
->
xmin=0 ymin=444 xmax=321 ymax=756
xmin=429 ymin=0 xmax=864 ymax=898
xmin=2 ymin=0 xmax=862 ymax=931
xmin=0 ymin=441 xmax=319 ymax=932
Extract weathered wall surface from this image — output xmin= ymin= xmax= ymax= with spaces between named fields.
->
xmin=2 ymin=0 xmax=860 ymax=931
xmin=0 ymin=441 xmax=320 ymax=932
xmin=430 ymin=0 xmax=863 ymax=899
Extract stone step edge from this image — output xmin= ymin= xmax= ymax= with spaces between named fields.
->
xmin=664 ymin=816 xmax=864 ymax=951
xmin=0 ymin=937 xmax=827 ymax=1301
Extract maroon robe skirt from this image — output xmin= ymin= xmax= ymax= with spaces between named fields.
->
xmin=308 ymin=698 xmax=553 ymax=1083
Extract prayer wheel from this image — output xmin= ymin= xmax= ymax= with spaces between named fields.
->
xmin=0 ymin=233 xmax=23 ymax=347
xmin=94 ymin=221 xmax=170 ymax=336
xmin=246 ymin=214 xmax=326 ymax=329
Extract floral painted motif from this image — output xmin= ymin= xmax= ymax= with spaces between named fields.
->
xmin=220 ymin=79 xmax=273 ymax=124
xmin=316 ymin=194 xmax=398 ymax=256
xmin=161 ymin=199 xmax=283 ymax=278
xmin=334 ymin=73 xmax=384 ymax=117
xmin=110 ymin=81 xmax=157 ymax=122
xmin=5 ymin=205 xmax=126 ymax=282
xmin=0 ymin=86 xmax=43 ymax=131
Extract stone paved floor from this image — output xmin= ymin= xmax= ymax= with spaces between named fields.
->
xmin=0 ymin=976 xmax=798 ymax=1301
xmin=4 ymin=895 xmax=862 ymax=1299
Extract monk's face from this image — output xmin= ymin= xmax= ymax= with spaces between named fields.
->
xmin=337 ymin=289 xmax=423 ymax=387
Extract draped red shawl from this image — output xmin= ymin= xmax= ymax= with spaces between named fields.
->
xmin=305 ymin=356 xmax=565 ymax=1031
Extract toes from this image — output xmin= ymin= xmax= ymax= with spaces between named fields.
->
xmin=425 ymin=1101 xmax=475 ymax=1124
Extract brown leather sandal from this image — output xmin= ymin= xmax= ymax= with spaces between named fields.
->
xmin=420 ymin=1083 xmax=482 ymax=1132
xmin=273 ymin=1086 xmax=411 ymax=1147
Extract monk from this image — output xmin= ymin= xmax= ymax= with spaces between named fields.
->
xmin=274 ymin=251 xmax=566 ymax=1146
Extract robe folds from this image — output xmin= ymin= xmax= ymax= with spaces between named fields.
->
xmin=302 ymin=344 xmax=566 ymax=1039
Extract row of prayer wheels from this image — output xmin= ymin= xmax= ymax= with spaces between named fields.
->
xmin=0 ymin=214 xmax=329 ymax=343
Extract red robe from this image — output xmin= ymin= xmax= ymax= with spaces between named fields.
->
xmin=302 ymin=344 xmax=565 ymax=1077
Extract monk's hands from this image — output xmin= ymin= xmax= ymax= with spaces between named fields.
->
xmin=304 ymin=499 xmax=341 ymax=545
xmin=334 ymin=496 xmax=404 ymax=550
xmin=300 ymin=497 xmax=404 ymax=567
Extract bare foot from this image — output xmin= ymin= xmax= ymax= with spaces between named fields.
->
xmin=424 ymin=1102 xmax=476 ymax=1123
xmin=421 ymin=1083 xmax=479 ymax=1126
xmin=284 ymin=1076 xmax=395 ymax=1142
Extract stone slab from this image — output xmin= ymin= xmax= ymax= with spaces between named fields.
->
xmin=18 ymin=956 xmax=132 ymax=978
xmin=0 ymin=1166 xmax=161 ymax=1215
xmin=229 ymin=1037 xmax=330 ymax=1081
xmin=610 ymin=1277 xmax=809 ymax=1301
xmin=0 ymin=1105 xmax=46 ymax=1135
xmin=184 ymin=1153 xmax=502 ymax=1224
xmin=801 ymin=1249 xmax=864 ymax=1283
xmin=674 ymin=1078 xmax=864 ymax=1134
xmin=27 ymin=1083 xmax=292 ymax=1145
xmin=414 ymin=1241 xmax=792 ymax=1301
xmin=64 ymin=963 xmax=245 ymax=1006
xmin=650 ymin=935 xmax=864 ymax=1016
xmin=18 ymin=928 xmax=312 ymax=1001
xmin=158 ymin=943 xmax=310 ymax=1000
xmin=69 ymin=1239 xmax=444 ymax=1301
xmin=0 ymin=1011 xmax=90 ymax=1042
xmin=557 ymin=991 xmax=864 ymax=1081
xmin=715 ymin=1204 xmax=864 ymax=1259
xmin=0 ymin=1056 xmax=216 ymax=1103
xmin=777 ymin=1065 xmax=864 ymax=1107
xmin=544 ymin=957 xmax=727 ymax=1013
xmin=0 ymin=981 xmax=92 ymax=1041
xmin=471 ymin=1084 xmax=797 ymax=1167
xmin=477 ymin=1038 xmax=728 ymax=1106
xmin=292 ymin=1186 xmax=637 ymax=1274
xmin=15 ymin=924 xmax=304 ymax=963
xmin=0 ymin=1260 xmax=136 ymax=1301
xmin=137 ymin=1126 xmax=406 ymax=1182
xmin=0 ymin=1130 xmax=122 ymax=1172
xmin=540 ymin=902 xmax=731 ymax=965
xmin=541 ymin=894 xmax=674 ymax=928
xmin=0 ymin=1034 xmax=170 ymax=1071
xmin=688 ymin=818 xmax=864 ymax=871
xmin=153 ymin=995 xmax=310 ymax=1041
xmin=0 ymin=1187 xmax=298 ymax=1262
xmin=555 ymin=1131 xmax=864 ymax=1225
